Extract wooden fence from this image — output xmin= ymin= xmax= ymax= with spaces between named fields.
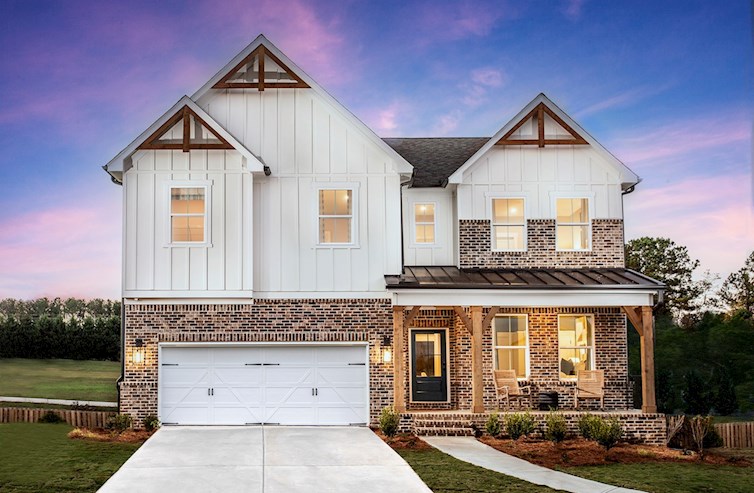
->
xmin=714 ymin=422 xmax=754 ymax=448
xmin=0 ymin=407 xmax=115 ymax=428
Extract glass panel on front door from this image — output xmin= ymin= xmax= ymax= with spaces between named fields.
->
xmin=411 ymin=330 xmax=447 ymax=402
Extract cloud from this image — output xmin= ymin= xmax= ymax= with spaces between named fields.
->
xmin=361 ymin=100 xmax=411 ymax=135
xmin=434 ymin=111 xmax=462 ymax=135
xmin=625 ymin=172 xmax=754 ymax=278
xmin=408 ymin=0 xmax=511 ymax=45
xmin=0 ymin=200 xmax=120 ymax=300
xmin=575 ymin=82 xmax=674 ymax=118
xmin=563 ymin=0 xmax=587 ymax=20
xmin=461 ymin=67 xmax=506 ymax=107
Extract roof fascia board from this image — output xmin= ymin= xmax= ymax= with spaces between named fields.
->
xmin=192 ymin=34 xmax=414 ymax=176
xmin=447 ymin=93 xmax=640 ymax=189
xmin=390 ymin=288 xmax=657 ymax=307
xmin=104 ymin=96 xmax=264 ymax=178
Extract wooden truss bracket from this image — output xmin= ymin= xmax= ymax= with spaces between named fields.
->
xmin=453 ymin=306 xmax=474 ymax=335
xmin=622 ymin=306 xmax=644 ymax=336
xmin=137 ymin=106 xmax=233 ymax=152
xmin=496 ymin=102 xmax=588 ymax=147
xmin=212 ymin=45 xmax=310 ymax=91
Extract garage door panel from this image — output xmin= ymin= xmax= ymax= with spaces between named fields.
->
xmin=317 ymin=366 xmax=366 ymax=385
xmin=213 ymin=366 xmax=263 ymax=385
xmin=161 ymin=386 xmax=212 ymax=406
xmin=161 ymin=367 xmax=210 ymax=385
xmin=212 ymin=386 xmax=262 ymax=405
xmin=316 ymin=345 xmax=364 ymax=364
xmin=316 ymin=386 xmax=366 ymax=404
xmin=265 ymin=347 xmax=315 ymax=365
xmin=264 ymin=367 xmax=314 ymax=385
xmin=212 ymin=347 xmax=263 ymax=365
xmin=162 ymin=406 xmax=211 ymax=425
xmin=162 ymin=347 xmax=210 ymax=365
xmin=213 ymin=406 xmax=263 ymax=425
xmin=265 ymin=406 xmax=317 ymax=425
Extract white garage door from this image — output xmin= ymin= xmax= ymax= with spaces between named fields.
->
xmin=159 ymin=345 xmax=368 ymax=426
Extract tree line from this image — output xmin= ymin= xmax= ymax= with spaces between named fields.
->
xmin=0 ymin=298 xmax=120 ymax=361
xmin=626 ymin=239 xmax=754 ymax=415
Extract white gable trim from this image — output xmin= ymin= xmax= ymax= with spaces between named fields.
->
xmin=192 ymin=34 xmax=413 ymax=177
xmin=447 ymin=93 xmax=640 ymax=190
xmin=103 ymin=96 xmax=265 ymax=181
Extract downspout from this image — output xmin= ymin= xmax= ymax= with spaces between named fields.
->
xmin=399 ymin=172 xmax=415 ymax=272
xmin=117 ymin=299 xmax=124 ymax=411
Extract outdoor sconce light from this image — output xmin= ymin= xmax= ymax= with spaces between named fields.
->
xmin=132 ymin=338 xmax=145 ymax=364
xmin=381 ymin=335 xmax=392 ymax=363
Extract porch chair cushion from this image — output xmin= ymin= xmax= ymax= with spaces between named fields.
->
xmin=494 ymin=370 xmax=532 ymax=407
xmin=574 ymin=369 xmax=605 ymax=409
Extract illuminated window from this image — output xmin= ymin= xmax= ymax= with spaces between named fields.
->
xmin=556 ymin=198 xmax=590 ymax=250
xmin=170 ymin=187 xmax=206 ymax=243
xmin=414 ymin=203 xmax=435 ymax=244
xmin=318 ymin=188 xmax=353 ymax=244
xmin=494 ymin=315 xmax=528 ymax=378
xmin=558 ymin=315 xmax=594 ymax=379
xmin=492 ymin=198 xmax=525 ymax=251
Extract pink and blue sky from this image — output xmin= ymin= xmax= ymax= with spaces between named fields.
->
xmin=0 ymin=0 xmax=752 ymax=299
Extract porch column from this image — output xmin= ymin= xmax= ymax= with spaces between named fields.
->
xmin=471 ymin=306 xmax=485 ymax=413
xmin=640 ymin=306 xmax=657 ymax=413
xmin=392 ymin=306 xmax=406 ymax=413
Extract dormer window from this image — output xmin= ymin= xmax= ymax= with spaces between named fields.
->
xmin=491 ymin=198 xmax=526 ymax=251
xmin=414 ymin=203 xmax=435 ymax=244
xmin=556 ymin=198 xmax=590 ymax=250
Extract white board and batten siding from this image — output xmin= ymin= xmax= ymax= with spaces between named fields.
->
xmin=197 ymin=88 xmax=404 ymax=297
xmin=402 ymin=188 xmax=456 ymax=266
xmin=456 ymin=145 xmax=624 ymax=221
xmin=123 ymin=149 xmax=253 ymax=298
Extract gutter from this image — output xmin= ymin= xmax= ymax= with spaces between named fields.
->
xmin=117 ymin=298 xmax=125 ymax=412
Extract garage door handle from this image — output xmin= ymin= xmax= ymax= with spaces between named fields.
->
xmin=263 ymin=363 xmax=280 ymax=366
xmin=162 ymin=363 xmax=179 ymax=366
xmin=245 ymin=363 xmax=263 ymax=366
xmin=348 ymin=363 xmax=366 ymax=366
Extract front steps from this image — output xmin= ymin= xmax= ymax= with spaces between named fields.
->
xmin=411 ymin=412 xmax=482 ymax=437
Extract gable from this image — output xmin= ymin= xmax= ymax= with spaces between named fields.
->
xmin=212 ymin=44 xmax=309 ymax=91
xmin=497 ymin=102 xmax=588 ymax=147
xmin=138 ymin=105 xmax=234 ymax=152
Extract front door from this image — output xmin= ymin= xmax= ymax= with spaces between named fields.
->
xmin=411 ymin=330 xmax=447 ymax=402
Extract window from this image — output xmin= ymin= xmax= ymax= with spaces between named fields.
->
xmin=318 ymin=188 xmax=353 ymax=244
xmin=556 ymin=198 xmax=590 ymax=250
xmin=491 ymin=198 xmax=525 ymax=251
xmin=414 ymin=203 xmax=435 ymax=244
xmin=558 ymin=315 xmax=594 ymax=379
xmin=493 ymin=315 xmax=528 ymax=378
xmin=170 ymin=187 xmax=206 ymax=243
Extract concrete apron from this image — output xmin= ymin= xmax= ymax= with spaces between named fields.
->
xmin=98 ymin=426 xmax=432 ymax=493
xmin=423 ymin=436 xmax=646 ymax=493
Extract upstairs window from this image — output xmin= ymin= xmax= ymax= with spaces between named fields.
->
xmin=170 ymin=187 xmax=207 ymax=243
xmin=491 ymin=198 xmax=526 ymax=251
xmin=556 ymin=198 xmax=590 ymax=250
xmin=318 ymin=188 xmax=353 ymax=244
xmin=494 ymin=315 xmax=529 ymax=379
xmin=414 ymin=203 xmax=435 ymax=244
xmin=558 ymin=315 xmax=594 ymax=380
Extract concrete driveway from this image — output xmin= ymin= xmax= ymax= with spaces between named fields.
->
xmin=98 ymin=426 xmax=432 ymax=493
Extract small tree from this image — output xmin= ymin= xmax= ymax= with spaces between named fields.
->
xmin=379 ymin=406 xmax=400 ymax=437
xmin=543 ymin=411 xmax=567 ymax=444
xmin=689 ymin=415 xmax=713 ymax=460
xmin=682 ymin=370 xmax=711 ymax=415
xmin=485 ymin=412 xmax=502 ymax=437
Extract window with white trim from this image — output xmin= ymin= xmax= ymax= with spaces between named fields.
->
xmin=414 ymin=203 xmax=435 ymax=244
xmin=556 ymin=198 xmax=590 ymax=250
xmin=170 ymin=186 xmax=207 ymax=243
xmin=318 ymin=188 xmax=353 ymax=244
xmin=491 ymin=198 xmax=525 ymax=251
xmin=558 ymin=314 xmax=594 ymax=379
xmin=493 ymin=315 xmax=528 ymax=378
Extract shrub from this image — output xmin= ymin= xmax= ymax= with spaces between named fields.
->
xmin=578 ymin=413 xmax=602 ymax=441
xmin=485 ymin=412 xmax=502 ymax=437
xmin=143 ymin=414 xmax=160 ymax=432
xmin=379 ymin=406 xmax=400 ymax=437
xmin=504 ymin=412 xmax=535 ymax=440
xmin=689 ymin=415 xmax=713 ymax=459
xmin=38 ymin=410 xmax=64 ymax=423
xmin=106 ymin=414 xmax=133 ymax=432
xmin=544 ymin=411 xmax=567 ymax=444
xmin=594 ymin=417 xmax=623 ymax=451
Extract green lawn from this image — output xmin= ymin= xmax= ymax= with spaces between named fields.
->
xmin=0 ymin=358 xmax=120 ymax=402
xmin=563 ymin=462 xmax=754 ymax=493
xmin=397 ymin=448 xmax=561 ymax=492
xmin=0 ymin=423 xmax=140 ymax=493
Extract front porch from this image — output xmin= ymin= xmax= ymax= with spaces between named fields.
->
xmin=386 ymin=267 xmax=665 ymax=425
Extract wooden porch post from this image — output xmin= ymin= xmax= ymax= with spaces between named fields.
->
xmin=471 ymin=306 xmax=485 ymax=413
xmin=392 ymin=306 xmax=406 ymax=413
xmin=640 ymin=306 xmax=657 ymax=413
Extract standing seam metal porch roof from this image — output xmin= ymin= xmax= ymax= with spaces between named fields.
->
xmin=385 ymin=266 xmax=665 ymax=290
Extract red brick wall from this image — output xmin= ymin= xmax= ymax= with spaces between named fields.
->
xmin=120 ymin=299 xmax=393 ymax=427
xmin=459 ymin=219 xmax=625 ymax=269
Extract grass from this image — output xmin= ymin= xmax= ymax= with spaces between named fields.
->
xmin=0 ymin=423 xmax=140 ymax=492
xmin=0 ymin=358 xmax=120 ymax=402
xmin=563 ymin=462 xmax=754 ymax=493
xmin=397 ymin=448 xmax=561 ymax=492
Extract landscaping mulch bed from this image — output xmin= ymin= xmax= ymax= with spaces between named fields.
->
xmin=68 ymin=427 xmax=154 ymax=443
xmin=479 ymin=436 xmax=752 ymax=469
xmin=373 ymin=430 xmax=432 ymax=450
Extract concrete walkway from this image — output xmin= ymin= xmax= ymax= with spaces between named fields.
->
xmin=0 ymin=396 xmax=117 ymax=408
xmin=99 ymin=426 xmax=432 ymax=493
xmin=423 ymin=436 xmax=646 ymax=493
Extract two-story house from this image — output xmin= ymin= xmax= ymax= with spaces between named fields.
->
xmin=104 ymin=35 xmax=665 ymax=440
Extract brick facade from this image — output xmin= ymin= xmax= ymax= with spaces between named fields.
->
xmin=459 ymin=219 xmax=625 ymax=269
xmin=120 ymin=299 xmax=393 ymax=427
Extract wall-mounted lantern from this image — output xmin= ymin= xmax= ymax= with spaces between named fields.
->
xmin=381 ymin=335 xmax=392 ymax=363
xmin=132 ymin=338 xmax=145 ymax=364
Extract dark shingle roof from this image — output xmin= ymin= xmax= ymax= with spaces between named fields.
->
xmin=386 ymin=266 xmax=665 ymax=290
xmin=383 ymin=137 xmax=489 ymax=187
